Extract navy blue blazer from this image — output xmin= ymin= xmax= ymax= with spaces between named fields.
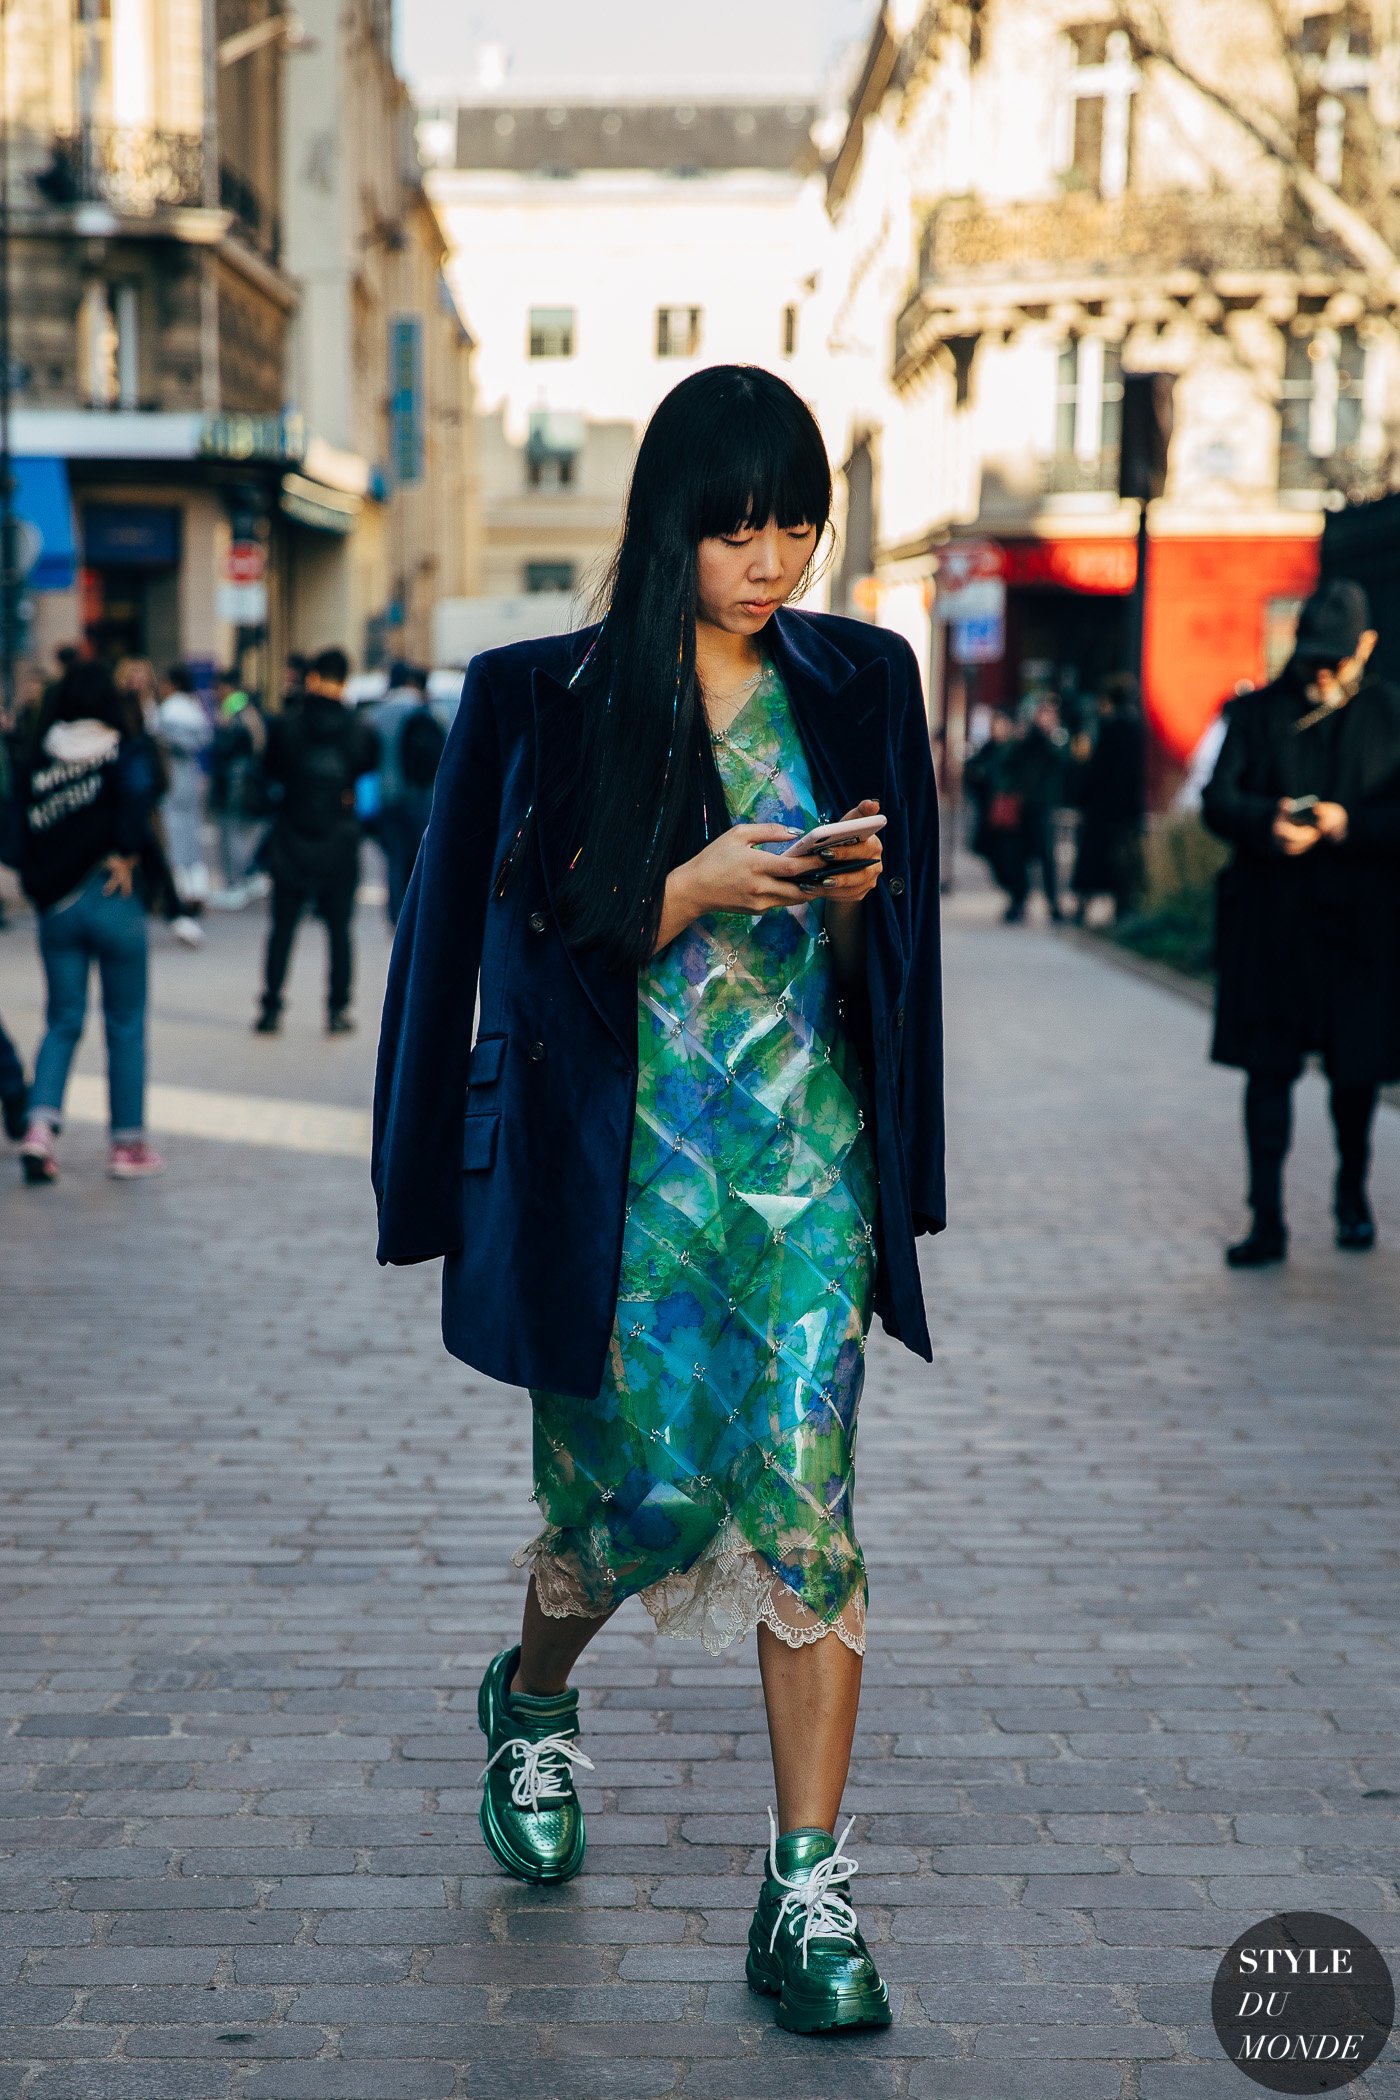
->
xmin=372 ymin=606 xmax=946 ymax=1398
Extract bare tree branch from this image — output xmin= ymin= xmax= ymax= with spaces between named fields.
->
xmin=1109 ymin=0 xmax=1400 ymax=291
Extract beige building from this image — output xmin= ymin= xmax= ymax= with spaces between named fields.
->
xmin=5 ymin=0 xmax=297 ymax=681
xmin=280 ymin=0 xmax=481 ymax=670
xmin=813 ymin=0 xmax=1400 ymax=779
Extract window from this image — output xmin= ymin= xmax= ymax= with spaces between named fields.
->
xmin=1280 ymin=328 xmax=1367 ymax=486
xmin=782 ymin=304 xmax=798 ymax=358
xmin=1048 ymin=337 xmax=1123 ymax=491
xmin=1296 ymin=17 xmax=1373 ymax=187
xmin=656 ymin=305 xmax=702 ymax=359
xmin=524 ymin=560 xmax=576 ymax=594
xmin=528 ymin=306 xmax=575 ymax=358
xmin=526 ymin=408 xmax=584 ymax=491
xmin=1057 ymin=26 xmax=1139 ymax=197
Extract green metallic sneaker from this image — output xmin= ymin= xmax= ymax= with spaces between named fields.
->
xmin=477 ymin=1645 xmax=591 ymax=1885
xmin=746 ymin=1813 xmax=892 ymax=2034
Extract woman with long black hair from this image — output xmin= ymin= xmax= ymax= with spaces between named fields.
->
xmin=373 ymin=366 xmax=944 ymax=2034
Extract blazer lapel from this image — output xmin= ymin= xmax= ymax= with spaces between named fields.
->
xmin=768 ymin=611 xmax=892 ymax=819
xmin=531 ymin=667 xmax=637 ymax=1061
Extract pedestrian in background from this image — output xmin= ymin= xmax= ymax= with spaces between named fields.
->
xmin=374 ymin=663 xmax=445 ymax=925
xmin=1002 ymin=697 xmax=1068 ymax=923
xmin=0 ymin=1012 xmax=27 ymax=1143
xmin=255 ymin=646 xmax=376 ymax=1036
xmin=374 ymin=366 xmax=945 ymax=2037
xmin=1203 ymin=579 xmax=1400 ymax=1266
xmin=11 ymin=659 xmax=166 ymax=1184
xmin=154 ymin=665 xmax=212 ymax=912
xmin=963 ymin=708 xmax=1019 ymax=904
xmin=1072 ymin=672 xmax=1146 ymax=924
xmin=113 ymin=659 xmax=203 ymax=950
xmin=208 ymin=670 xmax=268 ymax=908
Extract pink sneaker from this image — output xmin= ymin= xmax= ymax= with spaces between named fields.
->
xmin=19 ymin=1122 xmax=58 ymax=1186
xmin=108 ymin=1139 xmax=166 ymax=1180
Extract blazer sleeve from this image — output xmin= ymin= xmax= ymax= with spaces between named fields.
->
xmin=893 ymin=638 xmax=947 ymax=1237
xmin=1201 ymin=701 xmax=1277 ymax=853
xmin=372 ymin=657 xmax=503 ymax=1264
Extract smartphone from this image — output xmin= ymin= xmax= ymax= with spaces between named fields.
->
xmin=1285 ymin=795 xmax=1319 ymax=824
xmin=775 ymin=813 xmax=888 ymax=859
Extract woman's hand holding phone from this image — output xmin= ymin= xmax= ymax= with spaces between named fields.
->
xmin=795 ymin=800 xmax=884 ymax=902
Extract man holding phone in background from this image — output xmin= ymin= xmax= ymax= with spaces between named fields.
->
xmin=1202 ymin=579 xmax=1400 ymax=1267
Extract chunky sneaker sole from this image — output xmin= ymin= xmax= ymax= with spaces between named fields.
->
xmin=477 ymin=1647 xmax=588 ymax=1886
xmin=746 ymin=1940 xmax=892 ymax=2034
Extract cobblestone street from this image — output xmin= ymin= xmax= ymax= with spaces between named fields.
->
xmin=1 ymin=885 xmax=1397 ymax=2099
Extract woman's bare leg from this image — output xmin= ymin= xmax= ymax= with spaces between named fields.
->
xmin=512 ymin=1573 xmax=615 ymax=1696
xmin=757 ymin=1623 xmax=864 ymax=1832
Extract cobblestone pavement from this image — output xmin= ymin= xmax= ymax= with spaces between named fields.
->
xmin=1 ymin=884 xmax=1397 ymax=2100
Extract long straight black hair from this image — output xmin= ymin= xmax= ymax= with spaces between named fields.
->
xmin=546 ymin=364 xmax=832 ymax=973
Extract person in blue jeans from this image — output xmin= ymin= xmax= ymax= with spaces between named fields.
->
xmin=12 ymin=659 xmax=165 ymax=1185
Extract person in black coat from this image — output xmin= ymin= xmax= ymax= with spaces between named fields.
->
xmin=1202 ymin=579 xmax=1400 ymax=1266
xmin=1072 ymin=673 xmax=1146 ymax=923
xmin=254 ymin=647 xmax=377 ymax=1036
xmin=1002 ymin=699 xmax=1068 ymax=923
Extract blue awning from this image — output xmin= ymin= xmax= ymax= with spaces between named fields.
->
xmin=13 ymin=457 xmax=77 ymax=591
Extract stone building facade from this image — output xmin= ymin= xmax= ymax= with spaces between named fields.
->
xmin=813 ymin=0 xmax=1400 ymax=784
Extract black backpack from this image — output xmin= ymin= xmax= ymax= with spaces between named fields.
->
xmin=399 ymin=704 xmax=445 ymax=792
xmin=292 ymin=719 xmax=357 ymax=835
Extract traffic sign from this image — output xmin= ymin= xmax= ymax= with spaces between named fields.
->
xmin=936 ymin=538 xmax=1006 ymax=593
xmin=226 ymin=540 xmax=266 ymax=586
xmin=952 ymin=612 xmax=1005 ymax=665
xmin=937 ymin=576 xmax=1006 ymax=625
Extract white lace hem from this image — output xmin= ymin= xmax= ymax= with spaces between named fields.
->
xmin=513 ymin=1520 xmax=866 ymax=1658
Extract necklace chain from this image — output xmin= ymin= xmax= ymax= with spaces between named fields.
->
xmin=703 ymin=662 xmax=766 ymax=742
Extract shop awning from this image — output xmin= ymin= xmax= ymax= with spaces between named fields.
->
xmin=13 ymin=456 xmax=77 ymax=590
xmin=280 ymin=471 xmax=360 ymax=536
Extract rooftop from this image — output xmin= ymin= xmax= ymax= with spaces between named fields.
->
xmin=445 ymin=100 xmax=819 ymax=176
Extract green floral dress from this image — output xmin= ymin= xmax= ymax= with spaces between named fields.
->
xmin=519 ymin=662 xmax=877 ymax=1653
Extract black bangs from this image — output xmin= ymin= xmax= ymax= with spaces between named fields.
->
xmin=550 ymin=365 xmax=834 ymax=974
xmin=687 ymin=370 xmax=832 ymax=541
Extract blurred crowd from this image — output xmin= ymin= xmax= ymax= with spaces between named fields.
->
xmin=963 ymin=673 xmax=1147 ymax=927
xmin=0 ymin=649 xmax=452 ymax=1189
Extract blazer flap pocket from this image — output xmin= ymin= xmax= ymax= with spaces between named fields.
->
xmin=468 ymin=1034 xmax=506 ymax=1086
xmin=462 ymin=1113 xmax=500 ymax=1171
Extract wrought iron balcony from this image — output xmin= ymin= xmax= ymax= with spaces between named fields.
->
xmin=33 ymin=126 xmax=206 ymax=215
xmin=921 ymin=189 xmax=1294 ymax=284
xmin=219 ymin=161 xmax=282 ymax=265
xmin=1038 ymin=450 xmax=1122 ymax=496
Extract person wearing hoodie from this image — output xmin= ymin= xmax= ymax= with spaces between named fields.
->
xmin=254 ymin=646 xmax=377 ymax=1035
xmin=12 ymin=659 xmax=165 ymax=1184
xmin=154 ymin=664 xmax=212 ymax=909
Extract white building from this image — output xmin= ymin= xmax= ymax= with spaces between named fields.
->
xmin=422 ymin=98 xmax=828 ymax=602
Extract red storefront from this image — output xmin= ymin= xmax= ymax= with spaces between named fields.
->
xmin=958 ymin=528 xmax=1322 ymax=788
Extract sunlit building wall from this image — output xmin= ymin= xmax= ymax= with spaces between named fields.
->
xmin=422 ymin=100 xmax=828 ymax=605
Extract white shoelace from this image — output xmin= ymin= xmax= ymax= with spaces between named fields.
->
xmin=481 ymin=1730 xmax=594 ymax=1812
xmin=766 ymin=1807 xmax=863 ymax=1967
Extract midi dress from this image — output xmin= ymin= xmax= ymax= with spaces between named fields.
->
xmin=518 ymin=660 xmax=877 ymax=1653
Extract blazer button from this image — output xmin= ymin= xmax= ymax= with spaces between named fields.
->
xmin=527 ymin=910 xmax=547 ymax=932
xmin=528 ymin=1039 xmax=547 ymax=1062
xmin=894 ymin=1006 xmax=906 ymax=1027
xmin=888 ymin=875 xmax=905 ymax=896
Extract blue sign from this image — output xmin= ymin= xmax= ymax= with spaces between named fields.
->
xmin=388 ymin=316 xmax=423 ymax=487
xmin=83 ymin=503 xmax=181 ymax=569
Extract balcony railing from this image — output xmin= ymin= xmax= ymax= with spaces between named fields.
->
xmin=922 ymin=189 xmax=1294 ymax=282
xmin=219 ymin=161 xmax=282 ymax=265
xmin=31 ymin=126 xmax=280 ymax=261
xmin=34 ymin=126 xmax=206 ymax=214
xmin=1038 ymin=450 xmax=1122 ymax=496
